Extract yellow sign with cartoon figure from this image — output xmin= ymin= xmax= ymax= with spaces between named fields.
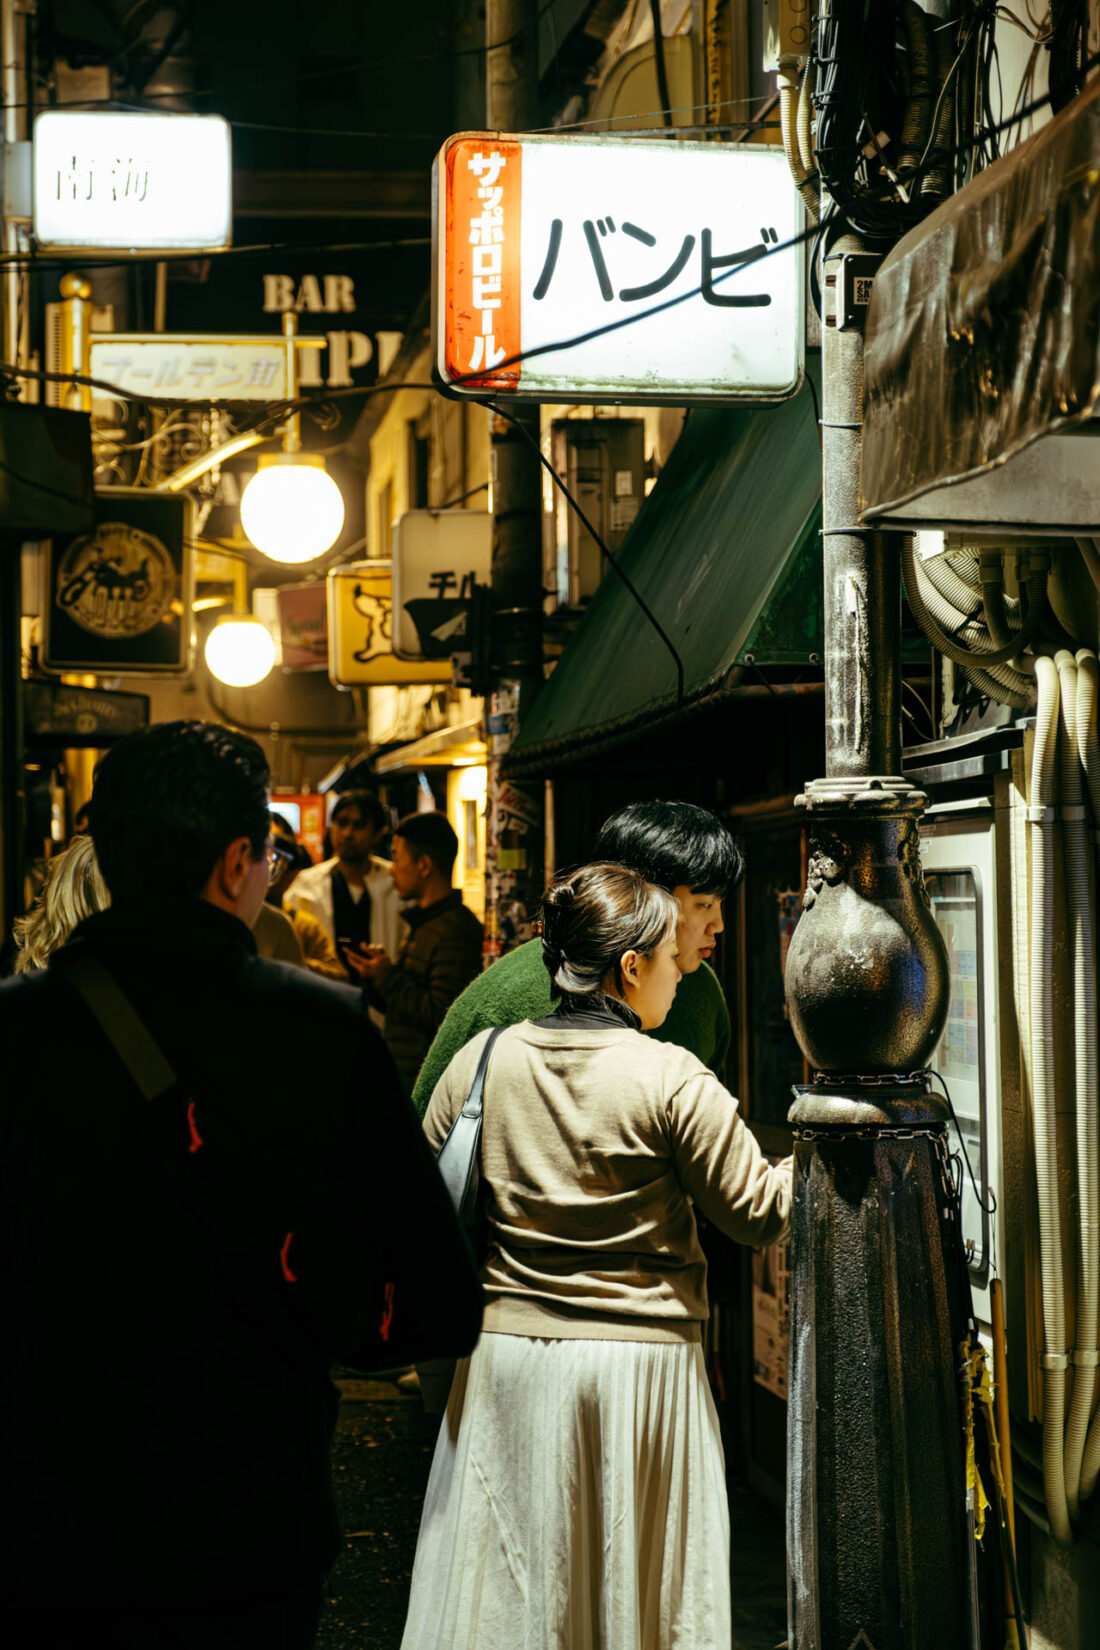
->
xmin=326 ymin=562 xmax=451 ymax=688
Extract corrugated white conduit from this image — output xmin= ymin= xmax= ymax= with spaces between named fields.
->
xmin=1056 ymin=651 xmax=1100 ymax=1519
xmin=901 ymin=538 xmax=1036 ymax=710
xmin=778 ymin=61 xmax=820 ymax=215
xmin=1030 ymin=655 xmax=1073 ymax=1545
xmin=908 ymin=537 xmax=1100 ymax=1536
xmin=1075 ymin=649 xmax=1100 ymax=1503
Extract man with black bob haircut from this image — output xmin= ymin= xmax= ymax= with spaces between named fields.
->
xmin=412 ymin=798 xmax=738 ymax=1113
xmin=285 ymin=787 xmax=405 ymax=985
xmin=0 ymin=720 xmax=482 ymax=1650
xmin=346 ymin=809 xmax=483 ymax=1096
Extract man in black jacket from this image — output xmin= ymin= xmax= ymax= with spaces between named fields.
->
xmin=0 ymin=721 xmax=482 ymax=1649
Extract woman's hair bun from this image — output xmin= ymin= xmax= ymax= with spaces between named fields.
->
xmin=540 ymin=878 xmax=577 ymax=981
xmin=544 ymin=880 xmax=576 ymax=909
xmin=538 ymin=861 xmax=678 ymax=1000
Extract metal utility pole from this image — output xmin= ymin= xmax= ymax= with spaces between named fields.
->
xmin=0 ymin=0 xmax=32 ymax=945
xmin=482 ymin=0 xmax=545 ymax=959
xmin=782 ymin=234 xmax=968 ymax=1649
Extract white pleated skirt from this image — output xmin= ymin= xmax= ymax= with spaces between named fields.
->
xmin=400 ymin=1332 xmax=732 ymax=1650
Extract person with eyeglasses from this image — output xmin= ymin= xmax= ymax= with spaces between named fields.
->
xmin=266 ymin=817 xmax=348 ymax=983
xmin=252 ymin=827 xmax=307 ymax=967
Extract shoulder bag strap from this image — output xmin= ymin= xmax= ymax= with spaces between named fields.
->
xmin=63 ymin=950 xmax=179 ymax=1101
xmin=435 ymin=1024 xmax=506 ymax=1225
xmin=59 ymin=947 xmax=325 ymax=1378
xmin=461 ymin=1023 xmax=506 ymax=1122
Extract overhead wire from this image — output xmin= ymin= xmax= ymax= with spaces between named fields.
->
xmin=8 ymin=25 xmax=1099 ymax=665
xmin=4 ymin=31 xmax=1097 ymax=410
xmin=0 ymin=43 xmax=1085 ymax=283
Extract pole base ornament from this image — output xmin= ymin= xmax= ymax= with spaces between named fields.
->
xmin=784 ymin=775 xmax=949 ymax=1079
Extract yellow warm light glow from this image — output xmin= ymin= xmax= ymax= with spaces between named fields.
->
xmin=203 ymin=616 xmax=276 ymax=688
xmin=240 ymin=454 xmax=345 ymax=564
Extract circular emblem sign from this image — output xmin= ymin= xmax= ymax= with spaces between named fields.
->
xmin=55 ymin=522 xmax=176 ymax=640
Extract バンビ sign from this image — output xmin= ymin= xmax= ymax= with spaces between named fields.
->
xmin=434 ymin=134 xmax=803 ymax=404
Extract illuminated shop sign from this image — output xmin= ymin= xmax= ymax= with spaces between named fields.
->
xmin=34 ymin=111 xmax=232 ymax=251
xmin=434 ymin=134 xmax=803 ymax=404
xmin=327 ymin=563 xmax=452 ymax=688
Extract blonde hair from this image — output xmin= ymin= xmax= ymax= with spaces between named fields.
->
xmin=13 ymin=834 xmax=110 ymax=972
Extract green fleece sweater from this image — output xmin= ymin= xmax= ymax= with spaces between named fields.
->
xmin=411 ymin=937 xmax=731 ymax=1116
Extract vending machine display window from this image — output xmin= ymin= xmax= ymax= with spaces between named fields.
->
xmin=925 ymin=868 xmax=990 ymax=1282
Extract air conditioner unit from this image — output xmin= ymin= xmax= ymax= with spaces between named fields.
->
xmin=548 ymin=418 xmax=645 ymax=610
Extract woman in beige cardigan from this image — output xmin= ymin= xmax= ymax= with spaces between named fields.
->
xmin=403 ymin=862 xmax=792 ymax=1650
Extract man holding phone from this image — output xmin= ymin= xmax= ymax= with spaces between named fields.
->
xmin=345 ymin=811 xmax=483 ymax=1096
xmin=284 ymin=789 xmax=405 ymax=988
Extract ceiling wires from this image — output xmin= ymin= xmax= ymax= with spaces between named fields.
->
xmin=797 ymin=0 xmax=1096 ymax=245
xmin=812 ymin=0 xmax=968 ymax=242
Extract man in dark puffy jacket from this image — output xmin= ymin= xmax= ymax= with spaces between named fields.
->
xmin=346 ymin=810 xmax=483 ymax=1096
xmin=0 ymin=722 xmax=482 ymax=1650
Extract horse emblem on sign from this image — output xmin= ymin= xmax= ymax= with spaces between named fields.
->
xmin=56 ymin=522 xmax=177 ymax=640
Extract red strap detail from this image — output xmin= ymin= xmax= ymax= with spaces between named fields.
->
xmin=186 ymin=1100 xmax=203 ymax=1154
xmin=280 ymin=1232 xmax=298 ymax=1284
xmin=380 ymin=1281 xmax=395 ymax=1341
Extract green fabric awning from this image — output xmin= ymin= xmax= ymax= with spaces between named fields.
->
xmin=506 ymin=364 xmax=822 ymax=774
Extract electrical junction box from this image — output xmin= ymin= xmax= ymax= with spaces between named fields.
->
xmin=548 ymin=419 xmax=645 ymax=610
xmin=763 ymin=0 xmax=814 ymax=70
xmin=824 ymin=251 xmax=879 ymax=331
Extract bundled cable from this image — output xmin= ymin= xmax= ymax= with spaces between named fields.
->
xmin=811 ymin=0 xmax=966 ymax=241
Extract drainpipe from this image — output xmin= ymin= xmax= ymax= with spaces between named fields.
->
xmin=783 ymin=234 xmax=967 ymax=1648
xmin=482 ymin=0 xmax=544 ymax=958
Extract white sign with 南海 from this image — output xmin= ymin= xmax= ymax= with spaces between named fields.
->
xmin=33 ymin=111 xmax=232 ymax=251
xmin=434 ymin=134 xmax=803 ymax=404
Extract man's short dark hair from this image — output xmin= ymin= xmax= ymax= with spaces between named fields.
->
xmin=331 ymin=789 xmax=386 ymax=833
xmin=88 ymin=720 xmax=270 ymax=904
xmin=394 ymin=811 xmax=459 ymax=880
xmin=593 ymin=800 xmax=743 ymax=895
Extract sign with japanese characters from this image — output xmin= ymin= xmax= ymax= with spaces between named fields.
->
xmin=33 ymin=111 xmax=232 ymax=251
xmin=87 ymin=335 xmax=324 ymax=401
xmin=327 ymin=562 xmax=452 ymax=688
xmin=434 ymin=134 xmax=803 ymax=403
xmin=391 ymin=510 xmax=493 ymax=660
xmin=43 ymin=489 xmax=192 ymax=674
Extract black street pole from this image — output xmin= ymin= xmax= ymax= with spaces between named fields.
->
xmin=783 ymin=234 xmax=970 ymax=1649
xmin=482 ymin=0 xmax=545 ymax=958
